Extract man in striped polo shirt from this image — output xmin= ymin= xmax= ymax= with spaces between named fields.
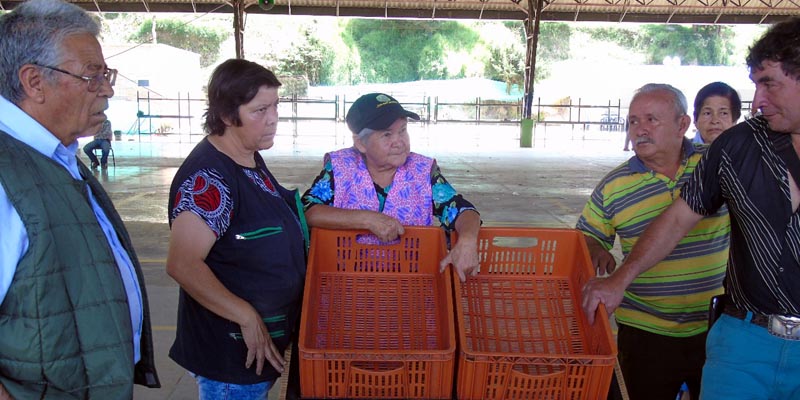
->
xmin=583 ymin=18 xmax=800 ymax=399
xmin=577 ymin=83 xmax=729 ymax=400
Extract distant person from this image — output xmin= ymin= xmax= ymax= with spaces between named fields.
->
xmin=577 ymin=83 xmax=729 ymax=400
xmin=166 ymin=59 xmax=307 ymax=400
xmin=691 ymin=82 xmax=742 ymax=144
xmin=0 ymin=0 xmax=159 ymax=397
xmin=301 ymin=92 xmax=481 ymax=281
xmin=581 ymin=18 xmax=800 ymax=398
xmin=83 ymin=118 xmax=113 ymax=169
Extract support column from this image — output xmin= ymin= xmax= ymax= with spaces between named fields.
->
xmin=232 ymin=0 xmax=245 ymax=59
xmin=520 ymin=0 xmax=544 ymax=148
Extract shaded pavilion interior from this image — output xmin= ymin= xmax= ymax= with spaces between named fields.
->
xmin=3 ymin=0 xmax=800 ymax=120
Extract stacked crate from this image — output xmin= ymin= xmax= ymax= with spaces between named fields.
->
xmin=454 ymin=227 xmax=617 ymax=400
xmin=298 ymin=226 xmax=616 ymax=399
xmin=299 ymin=227 xmax=455 ymax=399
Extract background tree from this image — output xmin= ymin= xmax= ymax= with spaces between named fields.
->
xmin=271 ymin=24 xmax=333 ymax=86
xmin=581 ymin=24 xmax=735 ymax=66
xmin=129 ymin=19 xmax=227 ymax=67
xmin=583 ymin=25 xmax=639 ymax=49
xmin=638 ymin=24 xmax=735 ymax=65
xmin=537 ymin=22 xmax=572 ymax=65
xmin=342 ymin=19 xmax=480 ymax=83
xmin=484 ymin=21 xmax=571 ymax=91
xmin=483 ymin=22 xmax=526 ymax=93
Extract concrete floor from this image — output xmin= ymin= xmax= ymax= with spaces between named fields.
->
xmin=88 ymin=121 xmax=632 ymax=399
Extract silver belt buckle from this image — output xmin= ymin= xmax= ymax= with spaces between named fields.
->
xmin=768 ymin=315 xmax=800 ymax=340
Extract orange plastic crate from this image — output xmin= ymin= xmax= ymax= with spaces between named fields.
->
xmin=299 ymin=227 xmax=456 ymax=399
xmin=454 ymin=227 xmax=617 ymax=400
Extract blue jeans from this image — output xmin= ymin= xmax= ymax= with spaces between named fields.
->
xmin=193 ymin=374 xmax=273 ymax=400
xmin=702 ymin=314 xmax=800 ymax=399
xmin=83 ymin=139 xmax=111 ymax=165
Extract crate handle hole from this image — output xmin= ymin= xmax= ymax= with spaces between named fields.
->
xmin=502 ymin=364 xmax=567 ymax=398
xmin=356 ymin=234 xmax=401 ymax=246
xmin=350 ymin=361 xmax=405 ymax=373
xmin=491 ymin=236 xmax=539 ymax=249
xmin=347 ymin=361 xmax=407 ymax=398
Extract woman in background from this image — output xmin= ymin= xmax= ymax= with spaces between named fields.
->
xmin=692 ymin=82 xmax=742 ymax=144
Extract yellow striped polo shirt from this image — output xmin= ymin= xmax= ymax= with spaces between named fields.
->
xmin=576 ymin=139 xmax=729 ymax=337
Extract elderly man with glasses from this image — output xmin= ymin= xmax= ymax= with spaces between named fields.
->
xmin=0 ymin=0 xmax=159 ymax=398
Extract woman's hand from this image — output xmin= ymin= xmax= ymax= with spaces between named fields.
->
xmin=366 ymin=212 xmax=405 ymax=242
xmin=441 ymin=239 xmax=479 ymax=282
xmin=239 ymin=308 xmax=285 ymax=375
xmin=168 ymin=212 xmax=285 ymax=375
xmin=441 ymin=210 xmax=481 ymax=282
xmin=304 ymin=206 xmax=404 ymax=242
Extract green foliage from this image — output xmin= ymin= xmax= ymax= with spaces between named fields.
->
xmin=272 ymin=25 xmax=333 ymax=86
xmin=277 ymin=75 xmax=309 ymax=96
xmin=322 ymin=37 xmax=362 ymax=85
xmin=582 ymin=26 xmax=639 ymax=49
xmin=537 ymin=22 xmax=571 ymax=63
xmin=484 ymin=21 xmax=570 ymax=88
xmin=579 ymin=24 xmax=735 ymax=66
xmin=638 ymin=25 xmax=735 ymax=65
xmin=485 ymin=43 xmax=525 ymax=94
xmin=343 ymin=19 xmax=479 ymax=83
xmin=128 ymin=19 xmax=227 ymax=67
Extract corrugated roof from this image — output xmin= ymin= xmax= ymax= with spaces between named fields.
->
xmin=1 ymin=0 xmax=797 ymax=23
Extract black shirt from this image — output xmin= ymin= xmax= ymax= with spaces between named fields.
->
xmin=682 ymin=116 xmax=800 ymax=316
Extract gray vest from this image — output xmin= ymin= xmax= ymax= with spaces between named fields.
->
xmin=0 ymin=131 xmax=159 ymax=399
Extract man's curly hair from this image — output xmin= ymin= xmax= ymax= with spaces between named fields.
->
xmin=747 ymin=18 xmax=800 ymax=79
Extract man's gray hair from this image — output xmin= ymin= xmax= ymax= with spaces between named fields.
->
xmin=631 ymin=83 xmax=688 ymax=118
xmin=0 ymin=0 xmax=100 ymax=104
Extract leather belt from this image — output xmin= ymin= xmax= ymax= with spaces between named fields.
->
xmin=723 ymin=307 xmax=800 ymax=340
xmin=723 ymin=307 xmax=769 ymax=327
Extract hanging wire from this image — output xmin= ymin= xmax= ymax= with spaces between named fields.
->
xmin=104 ymin=2 xmax=228 ymax=60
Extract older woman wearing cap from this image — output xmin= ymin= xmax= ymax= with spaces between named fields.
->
xmin=301 ymin=92 xmax=481 ymax=281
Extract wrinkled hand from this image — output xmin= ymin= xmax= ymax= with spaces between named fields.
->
xmin=366 ymin=213 xmax=404 ymax=242
xmin=581 ymin=275 xmax=625 ymax=325
xmin=591 ymin=249 xmax=618 ymax=276
xmin=240 ymin=309 xmax=284 ymax=376
xmin=440 ymin=239 xmax=479 ymax=282
xmin=0 ymin=383 xmax=13 ymax=400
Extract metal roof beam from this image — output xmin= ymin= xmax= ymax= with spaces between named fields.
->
xmin=0 ymin=0 xmax=796 ymax=24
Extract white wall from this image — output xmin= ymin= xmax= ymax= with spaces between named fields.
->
xmin=101 ymin=43 xmax=203 ymax=134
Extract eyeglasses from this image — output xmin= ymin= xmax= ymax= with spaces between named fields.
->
xmin=33 ymin=63 xmax=117 ymax=92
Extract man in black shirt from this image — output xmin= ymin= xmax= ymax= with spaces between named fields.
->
xmin=582 ymin=18 xmax=800 ymax=399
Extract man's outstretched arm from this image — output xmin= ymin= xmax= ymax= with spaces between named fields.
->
xmin=581 ymin=198 xmax=704 ymax=324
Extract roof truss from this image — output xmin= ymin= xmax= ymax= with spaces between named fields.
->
xmin=0 ymin=0 xmax=796 ymax=23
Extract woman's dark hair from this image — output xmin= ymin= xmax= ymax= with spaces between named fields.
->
xmin=746 ymin=17 xmax=800 ymax=79
xmin=693 ymin=82 xmax=742 ymax=122
xmin=203 ymin=59 xmax=281 ymax=136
